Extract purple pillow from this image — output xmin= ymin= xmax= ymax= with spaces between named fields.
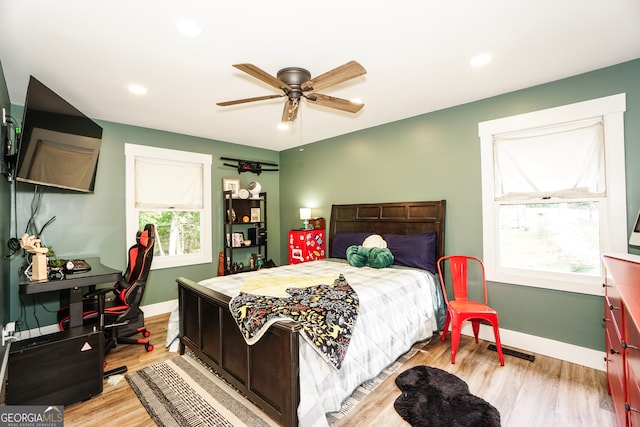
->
xmin=384 ymin=231 xmax=437 ymax=274
xmin=331 ymin=232 xmax=373 ymax=259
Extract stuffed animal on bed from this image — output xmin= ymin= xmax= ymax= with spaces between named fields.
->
xmin=346 ymin=234 xmax=394 ymax=268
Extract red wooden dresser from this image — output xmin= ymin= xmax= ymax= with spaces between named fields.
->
xmin=603 ymin=253 xmax=640 ymax=426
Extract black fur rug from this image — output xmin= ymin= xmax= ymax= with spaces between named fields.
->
xmin=394 ymin=366 xmax=501 ymax=427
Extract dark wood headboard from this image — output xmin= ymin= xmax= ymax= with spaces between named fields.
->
xmin=328 ymin=200 xmax=446 ymax=260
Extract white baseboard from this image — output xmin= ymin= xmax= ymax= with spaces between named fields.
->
xmin=141 ymin=299 xmax=178 ymax=318
xmin=459 ymin=323 xmax=606 ymax=372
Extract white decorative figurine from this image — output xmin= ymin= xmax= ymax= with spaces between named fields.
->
xmin=20 ymin=233 xmax=50 ymax=281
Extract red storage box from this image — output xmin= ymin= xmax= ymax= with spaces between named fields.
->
xmin=288 ymin=229 xmax=326 ymax=264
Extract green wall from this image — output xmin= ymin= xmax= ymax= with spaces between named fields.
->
xmin=6 ymin=115 xmax=280 ymax=329
xmin=3 ymin=58 xmax=639 ymax=351
xmin=279 ymin=58 xmax=640 ymax=351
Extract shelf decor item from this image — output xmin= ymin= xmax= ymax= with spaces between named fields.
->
xmin=226 ymin=208 xmax=236 ymax=223
xmin=232 ymin=232 xmax=245 ymax=248
xmin=251 ymin=207 xmax=261 ymax=222
xmin=248 ymin=181 xmax=261 ymax=199
xmin=223 ymin=178 xmax=240 ymax=198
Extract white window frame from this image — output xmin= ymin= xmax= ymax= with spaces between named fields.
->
xmin=125 ymin=143 xmax=212 ymax=270
xmin=479 ymin=94 xmax=627 ymax=295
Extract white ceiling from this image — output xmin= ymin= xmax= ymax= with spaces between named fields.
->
xmin=1 ymin=1 xmax=639 ymax=152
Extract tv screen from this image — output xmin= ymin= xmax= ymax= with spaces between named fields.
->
xmin=16 ymin=76 xmax=102 ymax=192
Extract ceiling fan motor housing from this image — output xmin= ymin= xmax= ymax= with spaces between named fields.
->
xmin=277 ymin=67 xmax=311 ymax=98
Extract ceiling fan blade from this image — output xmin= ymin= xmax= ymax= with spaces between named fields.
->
xmin=217 ymin=94 xmax=284 ymax=106
xmin=302 ymin=60 xmax=366 ymax=92
xmin=282 ymin=98 xmax=301 ymax=122
xmin=306 ymin=93 xmax=364 ymax=113
xmin=232 ymin=64 xmax=292 ymax=91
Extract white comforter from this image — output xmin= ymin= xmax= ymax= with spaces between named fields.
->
xmin=185 ymin=259 xmax=443 ymax=427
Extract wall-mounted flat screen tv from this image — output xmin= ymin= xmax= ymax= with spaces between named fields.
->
xmin=16 ymin=76 xmax=103 ymax=192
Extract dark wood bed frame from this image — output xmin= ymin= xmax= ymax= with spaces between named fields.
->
xmin=176 ymin=200 xmax=446 ymax=426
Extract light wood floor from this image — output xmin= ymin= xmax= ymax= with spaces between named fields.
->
xmin=63 ymin=313 xmax=617 ymax=427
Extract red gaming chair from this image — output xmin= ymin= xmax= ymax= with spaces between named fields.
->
xmin=57 ymin=224 xmax=156 ymax=353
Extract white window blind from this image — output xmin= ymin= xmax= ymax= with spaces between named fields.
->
xmin=493 ymin=118 xmax=605 ymax=201
xmin=134 ymin=158 xmax=203 ymax=209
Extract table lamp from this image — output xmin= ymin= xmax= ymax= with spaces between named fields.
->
xmin=300 ymin=208 xmax=311 ymax=230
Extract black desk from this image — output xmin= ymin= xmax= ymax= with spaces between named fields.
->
xmin=19 ymin=257 xmax=122 ymax=329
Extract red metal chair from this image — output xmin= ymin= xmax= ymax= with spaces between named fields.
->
xmin=437 ymin=255 xmax=504 ymax=366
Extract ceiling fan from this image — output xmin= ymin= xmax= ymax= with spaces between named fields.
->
xmin=217 ymin=60 xmax=366 ymax=123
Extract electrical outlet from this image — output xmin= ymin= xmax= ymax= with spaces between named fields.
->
xmin=2 ymin=322 xmax=16 ymax=346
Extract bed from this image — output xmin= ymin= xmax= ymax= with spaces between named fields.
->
xmin=176 ymin=200 xmax=446 ymax=427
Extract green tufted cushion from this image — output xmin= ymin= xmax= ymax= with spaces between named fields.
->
xmin=346 ymin=245 xmax=369 ymax=267
xmin=367 ymin=247 xmax=395 ymax=268
xmin=346 ymin=245 xmax=394 ymax=268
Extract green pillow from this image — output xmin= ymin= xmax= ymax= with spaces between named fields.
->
xmin=368 ymin=247 xmax=394 ymax=269
xmin=346 ymin=245 xmax=394 ymax=268
xmin=346 ymin=245 xmax=369 ymax=268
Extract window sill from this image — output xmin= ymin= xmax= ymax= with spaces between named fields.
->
xmin=488 ymin=270 xmax=604 ymax=295
xmin=150 ymin=254 xmax=212 ymax=270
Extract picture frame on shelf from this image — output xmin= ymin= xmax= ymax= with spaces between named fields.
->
xmin=233 ymin=232 xmax=245 ymax=248
xmin=250 ymin=207 xmax=261 ymax=222
xmin=227 ymin=232 xmax=245 ymax=248
xmin=222 ymin=178 xmax=240 ymax=198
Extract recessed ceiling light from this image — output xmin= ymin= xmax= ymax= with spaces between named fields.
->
xmin=470 ymin=53 xmax=493 ymax=67
xmin=128 ymin=84 xmax=147 ymax=95
xmin=277 ymin=123 xmax=290 ymax=130
xmin=176 ymin=19 xmax=202 ymax=37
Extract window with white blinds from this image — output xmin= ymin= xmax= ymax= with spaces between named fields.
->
xmin=134 ymin=158 xmax=203 ymax=209
xmin=125 ymin=144 xmax=212 ymax=269
xmin=493 ymin=118 xmax=605 ymax=201
xmin=479 ymin=94 xmax=627 ymax=295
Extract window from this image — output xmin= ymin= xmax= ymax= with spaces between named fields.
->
xmin=125 ymin=144 xmax=212 ymax=269
xmin=479 ymin=94 xmax=627 ymax=295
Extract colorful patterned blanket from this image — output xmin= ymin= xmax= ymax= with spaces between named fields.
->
xmin=229 ymin=274 xmax=359 ymax=369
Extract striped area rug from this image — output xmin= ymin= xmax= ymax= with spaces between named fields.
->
xmin=126 ymin=353 xmax=279 ymax=427
xmin=127 ymin=342 xmax=425 ymax=426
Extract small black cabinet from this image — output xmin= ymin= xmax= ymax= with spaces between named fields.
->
xmin=223 ymin=190 xmax=267 ymax=274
